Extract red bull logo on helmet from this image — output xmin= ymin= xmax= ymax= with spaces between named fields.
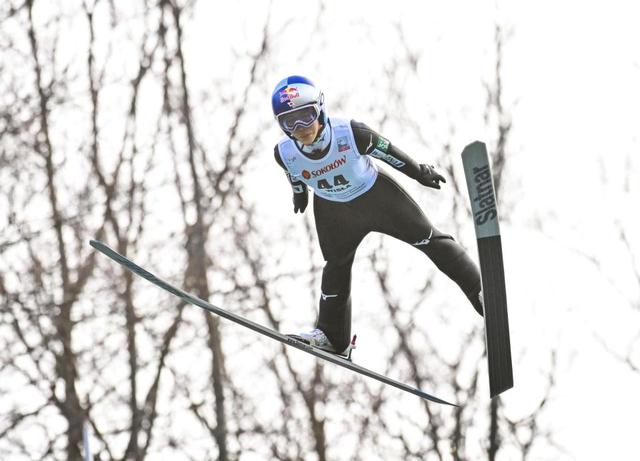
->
xmin=279 ymin=87 xmax=300 ymax=103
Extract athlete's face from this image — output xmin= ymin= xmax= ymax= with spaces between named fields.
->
xmin=291 ymin=120 xmax=321 ymax=145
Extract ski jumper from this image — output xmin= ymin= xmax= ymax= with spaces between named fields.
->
xmin=275 ymin=118 xmax=483 ymax=352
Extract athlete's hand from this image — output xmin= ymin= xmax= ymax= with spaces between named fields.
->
xmin=293 ymin=192 xmax=308 ymax=213
xmin=417 ymin=164 xmax=446 ymax=189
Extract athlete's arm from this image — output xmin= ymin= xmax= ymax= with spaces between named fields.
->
xmin=274 ymin=145 xmax=309 ymax=213
xmin=350 ymin=120 xmax=446 ymax=189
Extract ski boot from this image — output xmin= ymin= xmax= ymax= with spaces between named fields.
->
xmin=288 ymin=328 xmax=357 ymax=361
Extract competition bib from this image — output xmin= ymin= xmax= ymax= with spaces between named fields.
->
xmin=278 ymin=118 xmax=378 ymax=202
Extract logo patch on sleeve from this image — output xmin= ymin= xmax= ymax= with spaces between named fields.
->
xmin=376 ymin=137 xmax=390 ymax=152
xmin=370 ymin=149 xmax=405 ymax=168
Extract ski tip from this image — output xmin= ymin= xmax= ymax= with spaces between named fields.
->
xmin=435 ymin=397 xmax=460 ymax=407
xmin=461 ymin=141 xmax=488 ymax=159
xmin=415 ymin=390 xmax=459 ymax=407
xmin=462 ymin=140 xmax=486 ymax=151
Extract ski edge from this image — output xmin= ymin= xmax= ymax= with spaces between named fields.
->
xmin=89 ymin=239 xmax=458 ymax=407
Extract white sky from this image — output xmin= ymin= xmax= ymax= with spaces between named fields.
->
xmin=137 ymin=0 xmax=640 ymax=458
xmin=257 ymin=1 xmax=640 ymax=459
xmin=5 ymin=0 xmax=640 ymax=459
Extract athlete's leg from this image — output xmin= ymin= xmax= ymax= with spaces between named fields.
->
xmin=316 ymin=250 xmax=357 ymax=352
xmin=419 ymin=235 xmax=484 ymax=315
xmin=365 ymin=172 xmax=484 ymax=316
xmin=313 ymin=196 xmax=367 ymax=351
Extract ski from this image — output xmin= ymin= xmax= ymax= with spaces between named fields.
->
xmin=90 ymin=239 xmax=457 ymax=406
xmin=461 ymin=141 xmax=514 ymax=398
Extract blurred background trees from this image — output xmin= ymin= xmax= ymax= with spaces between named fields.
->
xmin=1 ymin=1 xmax=638 ymax=460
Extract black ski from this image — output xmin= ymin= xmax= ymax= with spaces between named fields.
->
xmin=461 ymin=141 xmax=514 ymax=398
xmin=90 ymin=240 xmax=457 ymax=406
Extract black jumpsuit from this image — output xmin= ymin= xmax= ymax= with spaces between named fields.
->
xmin=275 ymin=120 xmax=483 ymax=352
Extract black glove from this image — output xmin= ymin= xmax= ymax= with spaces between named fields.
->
xmin=293 ymin=192 xmax=308 ymax=213
xmin=417 ymin=164 xmax=446 ymax=189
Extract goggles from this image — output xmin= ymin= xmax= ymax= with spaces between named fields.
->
xmin=277 ymin=104 xmax=321 ymax=132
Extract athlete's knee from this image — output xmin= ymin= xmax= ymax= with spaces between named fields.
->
xmin=414 ymin=232 xmax=484 ymax=317
xmin=415 ymin=231 xmax=456 ymax=259
xmin=425 ymin=236 xmax=470 ymax=270
xmin=429 ymin=234 xmax=458 ymax=254
xmin=410 ymin=226 xmax=452 ymax=248
xmin=324 ymin=249 xmax=357 ymax=269
xmin=422 ymin=236 xmax=480 ymax=284
xmin=322 ymin=250 xmax=357 ymax=290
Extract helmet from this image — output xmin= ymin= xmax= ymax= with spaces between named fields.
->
xmin=271 ymin=75 xmax=326 ymax=133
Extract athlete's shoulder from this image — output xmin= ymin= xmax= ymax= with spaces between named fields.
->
xmin=274 ymin=139 xmax=291 ymax=169
xmin=349 ymin=119 xmax=386 ymax=155
xmin=329 ymin=116 xmax=348 ymax=125
xmin=350 ymin=119 xmax=374 ymax=133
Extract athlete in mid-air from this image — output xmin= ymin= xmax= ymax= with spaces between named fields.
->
xmin=272 ymin=75 xmax=483 ymax=358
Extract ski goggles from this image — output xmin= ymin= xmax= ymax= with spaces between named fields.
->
xmin=276 ymin=104 xmax=321 ymax=132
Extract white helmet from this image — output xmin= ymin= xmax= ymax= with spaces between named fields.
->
xmin=271 ymin=75 xmax=326 ymax=133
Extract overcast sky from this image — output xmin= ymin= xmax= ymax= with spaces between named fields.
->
xmin=3 ymin=0 xmax=639 ymax=459
xmin=104 ymin=0 xmax=640 ymax=457
xmin=257 ymin=1 xmax=640 ymax=458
